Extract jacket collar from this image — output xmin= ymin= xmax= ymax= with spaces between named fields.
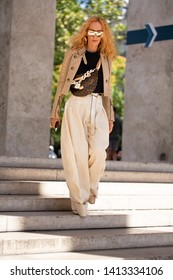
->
xmin=76 ymin=47 xmax=86 ymax=56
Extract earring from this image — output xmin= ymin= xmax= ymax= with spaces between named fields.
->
xmin=84 ymin=37 xmax=87 ymax=44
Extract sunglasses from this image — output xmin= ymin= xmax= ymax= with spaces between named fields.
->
xmin=87 ymin=30 xmax=103 ymax=37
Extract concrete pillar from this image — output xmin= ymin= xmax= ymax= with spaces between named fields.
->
xmin=0 ymin=0 xmax=56 ymax=158
xmin=122 ymin=0 xmax=173 ymax=163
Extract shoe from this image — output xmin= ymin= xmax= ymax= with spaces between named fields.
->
xmin=88 ymin=195 xmax=96 ymax=204
xmin=71 ymin=201 xmax=88 ymax=217
xmin=71 ymin=201 xmax=78 ymax=215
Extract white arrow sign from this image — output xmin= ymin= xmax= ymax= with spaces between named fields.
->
xmin=145 ymin=23 xmax=158 ymax=47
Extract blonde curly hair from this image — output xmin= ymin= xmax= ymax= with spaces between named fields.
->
xmin=70 ymin=16 xmax=116 ymax=61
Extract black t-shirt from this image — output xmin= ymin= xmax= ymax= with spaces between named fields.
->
xmin=73 ymin=50 xmax=103 ymax=94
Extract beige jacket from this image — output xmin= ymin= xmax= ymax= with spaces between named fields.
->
xmin=51 ymin=47 xmax=114 ymax=121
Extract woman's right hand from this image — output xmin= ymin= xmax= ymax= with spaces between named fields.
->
xmin=50 ymin=117 xmax=60 ymax=129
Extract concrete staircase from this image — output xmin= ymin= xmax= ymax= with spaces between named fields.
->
xmin=0 ymin=157 xmax=173 ymax=259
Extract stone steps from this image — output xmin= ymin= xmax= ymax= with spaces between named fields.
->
xmin=1 ymin=167 xmax=173 ymax=182
xmin=0 ymin=227 xmax=173 ymax=256
xmin=1 ymin=156 xmax=173 ymax=174
xmin=0 ymin=193 xmax=173 ymax=212
xmin=1 ymin=246 xmax=173 ymax=260
xmin=0 ymin=158 xmax=173 ymax=258
xmin=1 ymin=180 xmax=173 ymax=195
xmin=0 ymin=210 xmax=173 ymax=232
xmin=1 ymin=161 xmax=173 ymax=182
xmin=0 ymin=195 xmax=70 ymax=212
xmin=0 ymin=181 xmax=173 ymax=212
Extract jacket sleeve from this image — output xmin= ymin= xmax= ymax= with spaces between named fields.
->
xmin=102 ymin=58 xmax=115 ymax=122
xmin=51 ymin=49 xmax=72 ymax=119
xmin=102 ymin=96 xmax=115 ymax=121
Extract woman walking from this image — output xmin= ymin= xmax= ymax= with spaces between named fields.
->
xmin=50 ymin=16 xmax=116 ymax=217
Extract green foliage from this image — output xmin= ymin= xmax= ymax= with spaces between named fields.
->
xmin=78 ymin=0 xmax=128 ymax=41
xmin=54 ymin=0 xmax=85 ymax=66
xmin=53 ymin=0 xmax=85 ymax=97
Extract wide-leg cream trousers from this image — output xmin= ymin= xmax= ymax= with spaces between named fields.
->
xmin=61 ymin=93 xmax=109 ymax=205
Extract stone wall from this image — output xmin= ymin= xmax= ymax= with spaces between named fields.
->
xmin=122 ymin=0 xmax=173 ymax=163
xmin=0 ymin=0 xmax=56 ymax=158
xmin=0 ymin=0 xmax=12 ymax=154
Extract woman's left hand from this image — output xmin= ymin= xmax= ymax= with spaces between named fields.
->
xmin=109 ymin=120 xmax=114 ymax=133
